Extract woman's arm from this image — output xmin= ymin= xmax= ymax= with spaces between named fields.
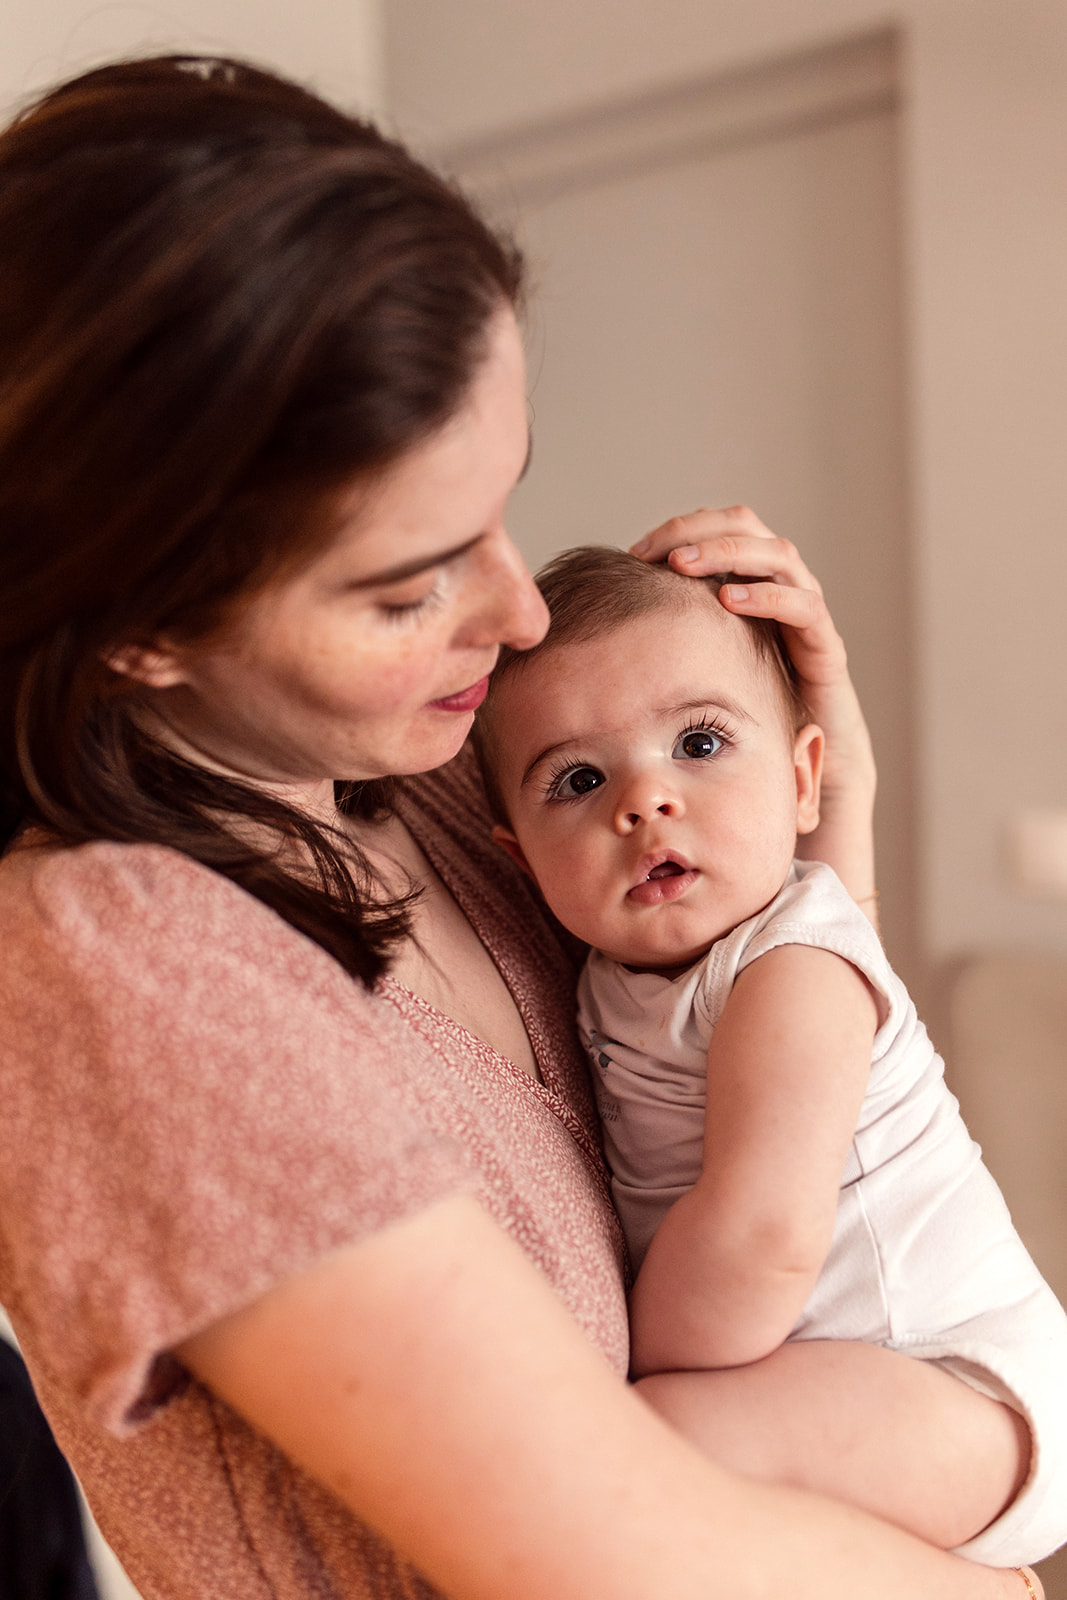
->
xmin=179 ymin=1192 xmax=1036 ymax=1600
xmin=628 ymin=945 xmax=877 ymax=1375
xmin=632 ymin=506 xmax=878 ymax=916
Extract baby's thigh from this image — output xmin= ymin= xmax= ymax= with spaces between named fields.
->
xmin=636 ymin=1339 xmax=1029 ymax=1551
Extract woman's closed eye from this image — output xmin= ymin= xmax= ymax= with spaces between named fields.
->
xmin=377 ymin=575 xmax=446 ymax=622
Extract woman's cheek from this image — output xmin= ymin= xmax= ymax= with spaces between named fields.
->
xmin=326 ymin=635 xmax=439 ymax=716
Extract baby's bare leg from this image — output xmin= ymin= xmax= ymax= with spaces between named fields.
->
xmin=637 ymin=1339 xmax=1031 ymax=1549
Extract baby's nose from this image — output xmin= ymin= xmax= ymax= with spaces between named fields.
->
xmin=614 ymin=777 xmax=684 ymax=832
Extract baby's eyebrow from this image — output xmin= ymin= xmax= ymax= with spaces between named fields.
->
xmin=659 ymin=695 xmax=755 ymax=725
xmin=520 ymin=737 xmax=583 ymax=790
xmin=518 ymin=694 xmax=754 ymax=789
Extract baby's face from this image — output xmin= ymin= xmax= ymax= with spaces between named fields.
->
xmin=489 ymin=601 xmax=822 ymax=970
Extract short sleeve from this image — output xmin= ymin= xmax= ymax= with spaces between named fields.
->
xmin=724 ymin=861 xmax=901 ymax=1046
xmin=0 ymin=842 xmax=472 ymax=1435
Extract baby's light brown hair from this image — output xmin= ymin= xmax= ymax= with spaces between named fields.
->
xmin=475 ymin=545 xmax=809 ymax=825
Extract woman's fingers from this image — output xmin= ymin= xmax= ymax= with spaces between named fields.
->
xmin=631 ymin=504 xmax=776 ymax=557
xmin=717 ymin=581 xmax=846 ymax=687
xmin=717 ymin=576 xmax=825 ymax=630
xmin=630 ymin=507 xmax=842 ymax=683
xmin=630 ymin=506 xmax=824 ymax=598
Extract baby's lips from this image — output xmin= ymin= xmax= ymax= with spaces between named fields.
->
xmin=626 ymin=863 xmax=700 ymax=906
xmin=630 ymin=849 xmax=692 ymax=889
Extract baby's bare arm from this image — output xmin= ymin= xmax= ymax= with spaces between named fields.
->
xmin=638 ymin=1339 xmax=1032 ymax=1553
xmin=629 ymin=943 xmax=876 ymax=1376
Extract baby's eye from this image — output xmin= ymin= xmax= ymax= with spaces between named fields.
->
xmin=673 ymin=727 xmax=723 ymax=760
xmin=550 ymin=764 xmax=605 ymax=799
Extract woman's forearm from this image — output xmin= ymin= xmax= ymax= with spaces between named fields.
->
xmin=180 ymin=1194 xmax=1035 ymax=1600
xmin=794 ymin=672 xmax=878 ymax=903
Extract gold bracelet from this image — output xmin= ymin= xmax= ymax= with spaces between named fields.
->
xmin=1015 ymin=1569 xmax=1040 ymax=1600
xmin=855 ymin=890 xmax=880 ymax=906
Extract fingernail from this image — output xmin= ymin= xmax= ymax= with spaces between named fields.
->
xmin=674 ymin=545 xmax=700 ymax=563
xmin=723 ymin=584 xmax=749 ymax=602
xmin=630 ymin=536 xmax=650 ymax=556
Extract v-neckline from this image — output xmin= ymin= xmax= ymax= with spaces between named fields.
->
xmin=384 ymin=768 xmax=617 ymax=1208
xmin=390 ymin=796 xmax=555 ymax=1091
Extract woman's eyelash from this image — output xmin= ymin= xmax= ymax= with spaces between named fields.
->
xmin=380 ymin=580 xmax=445 ymax=623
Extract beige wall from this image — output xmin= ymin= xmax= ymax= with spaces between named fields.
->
xmin=2 ymin=0 xmax=385 ymax=119
xmin=387 ymin=0 xmax=1067 ymax=974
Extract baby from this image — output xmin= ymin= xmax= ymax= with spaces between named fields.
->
xmin=476 ymin=544 xmax=1067 ymax=1568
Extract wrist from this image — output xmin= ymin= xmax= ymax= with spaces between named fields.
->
xmin=816 ymin=755 xmax=877 ymax=810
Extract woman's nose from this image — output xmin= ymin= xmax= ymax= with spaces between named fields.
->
xmin=465 ymin=529 xmax=549 ymax=652
xmin=613 ymin=774 xmax=685 ymax=833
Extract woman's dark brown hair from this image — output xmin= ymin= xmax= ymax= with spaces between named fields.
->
xmin=0 ymin=54 xmax=522 ymax=984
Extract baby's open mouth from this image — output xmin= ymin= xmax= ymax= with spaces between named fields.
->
xmin=627 ymin=855 xmax=698 ymax=905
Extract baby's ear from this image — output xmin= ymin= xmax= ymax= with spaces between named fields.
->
xmin=793 ymin=723 xmax=824 ymax=835
xmin=491 ymin=824 xmax=534 ymax=878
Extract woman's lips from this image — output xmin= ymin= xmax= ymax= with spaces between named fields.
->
xmin=627 ymin=859 xmax=700 ymax=906
xmin=427 ymin=676 xmax=490 ymax=714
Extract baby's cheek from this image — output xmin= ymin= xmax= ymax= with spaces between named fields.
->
xmin=535 ymin=860 xmax=594 ymax=932
xmin=559 ymin=881 xmax=617 ymax=948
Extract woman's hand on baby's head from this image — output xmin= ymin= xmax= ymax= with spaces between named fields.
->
xmin=629 ymin=505 xmax=864 ymax=759
xmin=629 ymin=505 xmax=847 ymax=691
xmin=631 ymin=506 xmax=878 ymax=901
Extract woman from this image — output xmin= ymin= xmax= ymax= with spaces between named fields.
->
xmin=0 ymin=56 xmax=1040 ymax=1600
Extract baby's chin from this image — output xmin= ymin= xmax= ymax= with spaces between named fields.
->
xmin=619 ymin=954 xmax=711 ymax=978
xmin=606 ymin=935 xmax=720 ymax=977
xmin=593 ymin=889 xmax=787 ymax=974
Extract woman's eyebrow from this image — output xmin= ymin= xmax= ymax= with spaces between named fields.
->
xmin=352 ymin=430 xmax=532 ymax=590
xmin=350 ymin=533 xmax=484 ymax=590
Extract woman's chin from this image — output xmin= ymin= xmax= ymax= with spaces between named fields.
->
xmin=390 ymin=715 xmax=475 ymax=777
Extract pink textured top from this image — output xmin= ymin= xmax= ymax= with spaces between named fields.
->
xmin=0 ymin=751 xmax=629 ymax=1599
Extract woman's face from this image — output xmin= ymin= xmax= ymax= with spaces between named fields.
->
xmin=137 ymin=310 xmax=548 ymax=797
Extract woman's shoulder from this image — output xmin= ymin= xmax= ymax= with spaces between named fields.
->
xmin=2 ymin=830 xmax=236 ymax=908
xmin=0 ymin=834 xmax=388 ymax=1047
xmin=0 ymin=834 xmax=300 ymax=969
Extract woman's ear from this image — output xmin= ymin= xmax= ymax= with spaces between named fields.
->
xmin=793 ymin=722 xmax=824 ymax=835
xmin=490 ymin=824 xmax=534 ymax=878
xmin=106 ymin=640 xmax=188 ymax=690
